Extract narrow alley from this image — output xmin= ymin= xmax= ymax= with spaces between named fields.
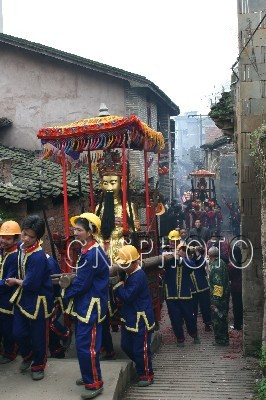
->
xmin=123 ymin=306 xmax=257 ymax=400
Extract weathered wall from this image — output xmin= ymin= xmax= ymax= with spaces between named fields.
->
xmin=236 ymin=0 xmax=265 ymax=354
xmin=0 ymin=43 xmax=126 ymax=150
xmin=0 ymin=196 xmax=88 ymax=257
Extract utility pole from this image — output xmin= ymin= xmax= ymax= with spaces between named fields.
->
xmin=188 ymin=114 xmax=209 ymax=147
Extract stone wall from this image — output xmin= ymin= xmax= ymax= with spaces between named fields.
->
xmin=236 ymin=0 xmax=265 ymax=354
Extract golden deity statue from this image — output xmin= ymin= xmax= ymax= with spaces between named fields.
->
xmin=95 ymin=150 xmax=140 ymax=263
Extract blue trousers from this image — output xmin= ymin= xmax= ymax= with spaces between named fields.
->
xmin=76 ymin=317 xmax=103 ymax=390
xmin=49 ymin=301 xmax=70 ymax=357
xmin=192 ymin=290 xmax=211 ymax=325
xmin=121 ymin=325 xmax=154 ymax=381
xmin=0 ymin=313 xmax=17 ymax=360
xmin=101 ymin=312 xmax=114 ymax=355
xmin=13 ymin=306 xmax=49 ymax=371
xmin=166 ymin=299 xmax=197 ymax=342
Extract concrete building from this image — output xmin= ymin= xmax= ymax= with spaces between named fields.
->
xmin=235 ymin=0 xmax=266 ymax=354
xmin=0 ymin=33 xmax=179 ymax=203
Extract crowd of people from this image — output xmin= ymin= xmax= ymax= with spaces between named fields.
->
xmin=162 ymin=214 xmax=243 ymax=348
xmin=0 ymin=210 xmax=243 ymax=400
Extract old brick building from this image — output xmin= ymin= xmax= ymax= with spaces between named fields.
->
xmin=0 ymin=33 xmax=179 ymax=202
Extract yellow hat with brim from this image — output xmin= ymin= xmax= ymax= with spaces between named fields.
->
xmin=70 ymin=212 xmax=101 ymax=235
xmin=0 ymin=221 xmax=21 ymax=235
xmin=168 ymin=230 xmax=180 ymax=241
xmin=115 ymin=245 xmax=140 ymax=265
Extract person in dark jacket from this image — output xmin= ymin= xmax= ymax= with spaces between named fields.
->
xmin=189 ymin=219 xmax=210 ymax=246
xmin=0 ymin=220 xmax=21 ymax=364
xmin=63 ymin=213 xmax=109 ymax=400
xmin=6 ymin=215 xmax=54 ymax=381
xmin=113 ymin=245 xmax=155 ymax=387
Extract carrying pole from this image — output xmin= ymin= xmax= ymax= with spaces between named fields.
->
xmin=88 ymin=150 xmax=95 ymax=212
xmin=144 ymin=149 xmax=151 ymax=229
xmin=62 ymin=154 xmax=69 ymax=239
xmin=122 ymin=140 xmax=128 ymax=234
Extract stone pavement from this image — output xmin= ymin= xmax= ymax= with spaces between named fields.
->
xmin=122 ymin=305 xmax=258 ymax=400
xmin=0 ymin=357 xmax=132 ymax=400
xmin=0 ymin=331 xmax=160 ymax=400
xmin=0 ymin=308 xmax=257 ymax=400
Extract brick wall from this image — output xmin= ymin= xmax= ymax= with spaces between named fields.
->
xmin=1 ymin=196 xmax=89 ymax=257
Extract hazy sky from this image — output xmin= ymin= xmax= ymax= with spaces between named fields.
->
xmin=2 ymin=0 xmax=238 ymax=114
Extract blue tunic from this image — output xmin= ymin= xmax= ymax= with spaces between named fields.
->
xmin=0 ymin=245 xmax=18 ymax=314
xmin=11 ymin=243 xmax=54 ymax=319
xmin=191 ymin=255 xmax=210 ymax=293
xmin=113 ymin=267 xmax=155 ymax=332
xmin=164 ymin=256 xmax=196 ymax=299
xmin=63 ymin=242 xmax=109 ymax=324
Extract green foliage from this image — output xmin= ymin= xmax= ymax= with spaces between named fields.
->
xmin=259 ymin=347 xmax=266 ymax=370
xmin=209 ymin=91 xmax=233 ymax=120
xmin=250 ymin=124 xmax=266 ymax=189
xmin=0 ymin=208 xmax=16 ymax=223
xmin=254 ymin=347 xmax=266 ymax=399
xmin=254 ymin=378 xmax=266 ymax=400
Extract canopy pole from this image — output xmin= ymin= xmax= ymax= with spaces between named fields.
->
xmin=122 ymin=141 xmax=128 ymax=234
xmin=144 ymin=149 xmax=151 ymax=229
xmin=62 ymin=154 xmax=69 ymax=238
xmin=88 ymin=150 xmax=95 ymax=212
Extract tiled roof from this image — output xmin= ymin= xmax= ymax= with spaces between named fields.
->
xmin=200 ymin=136 xmax=230 ymax=150
xmin=0 ymin=33 xmax=179 ymax=115
xmin=0 ymin=145 xmax=97 ymax=203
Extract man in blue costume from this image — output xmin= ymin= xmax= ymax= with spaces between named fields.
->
xmin=0 ymin=220 xmax=21 ymax=364
xmin=163 ymin=241 xmax=200 ymax=346
xmin=6 ymin=215 xmax=54 ymax=381
xmin=62 ymin=213 xmax=109 ymax=400
xmin=113 ymin=245 xmax=155 ymax=387
xmin=191 ymin=246 xmax=212 ymax=332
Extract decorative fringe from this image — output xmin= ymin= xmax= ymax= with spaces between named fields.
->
xmin=38 ymin=115 xmax=164 ymax=163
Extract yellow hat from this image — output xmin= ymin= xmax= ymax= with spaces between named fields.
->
xmin=168 ymin=230 xmax=180 ymax=241
xmin=155 ymin=203 xmax=165 ymax=216
xmin=70 ymin=213 xmax=101 ymax=235
xmin=0 ymin=220 xmax=21 ymax=235
xmin=115 ymin=245 xmax=140 ymax=265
